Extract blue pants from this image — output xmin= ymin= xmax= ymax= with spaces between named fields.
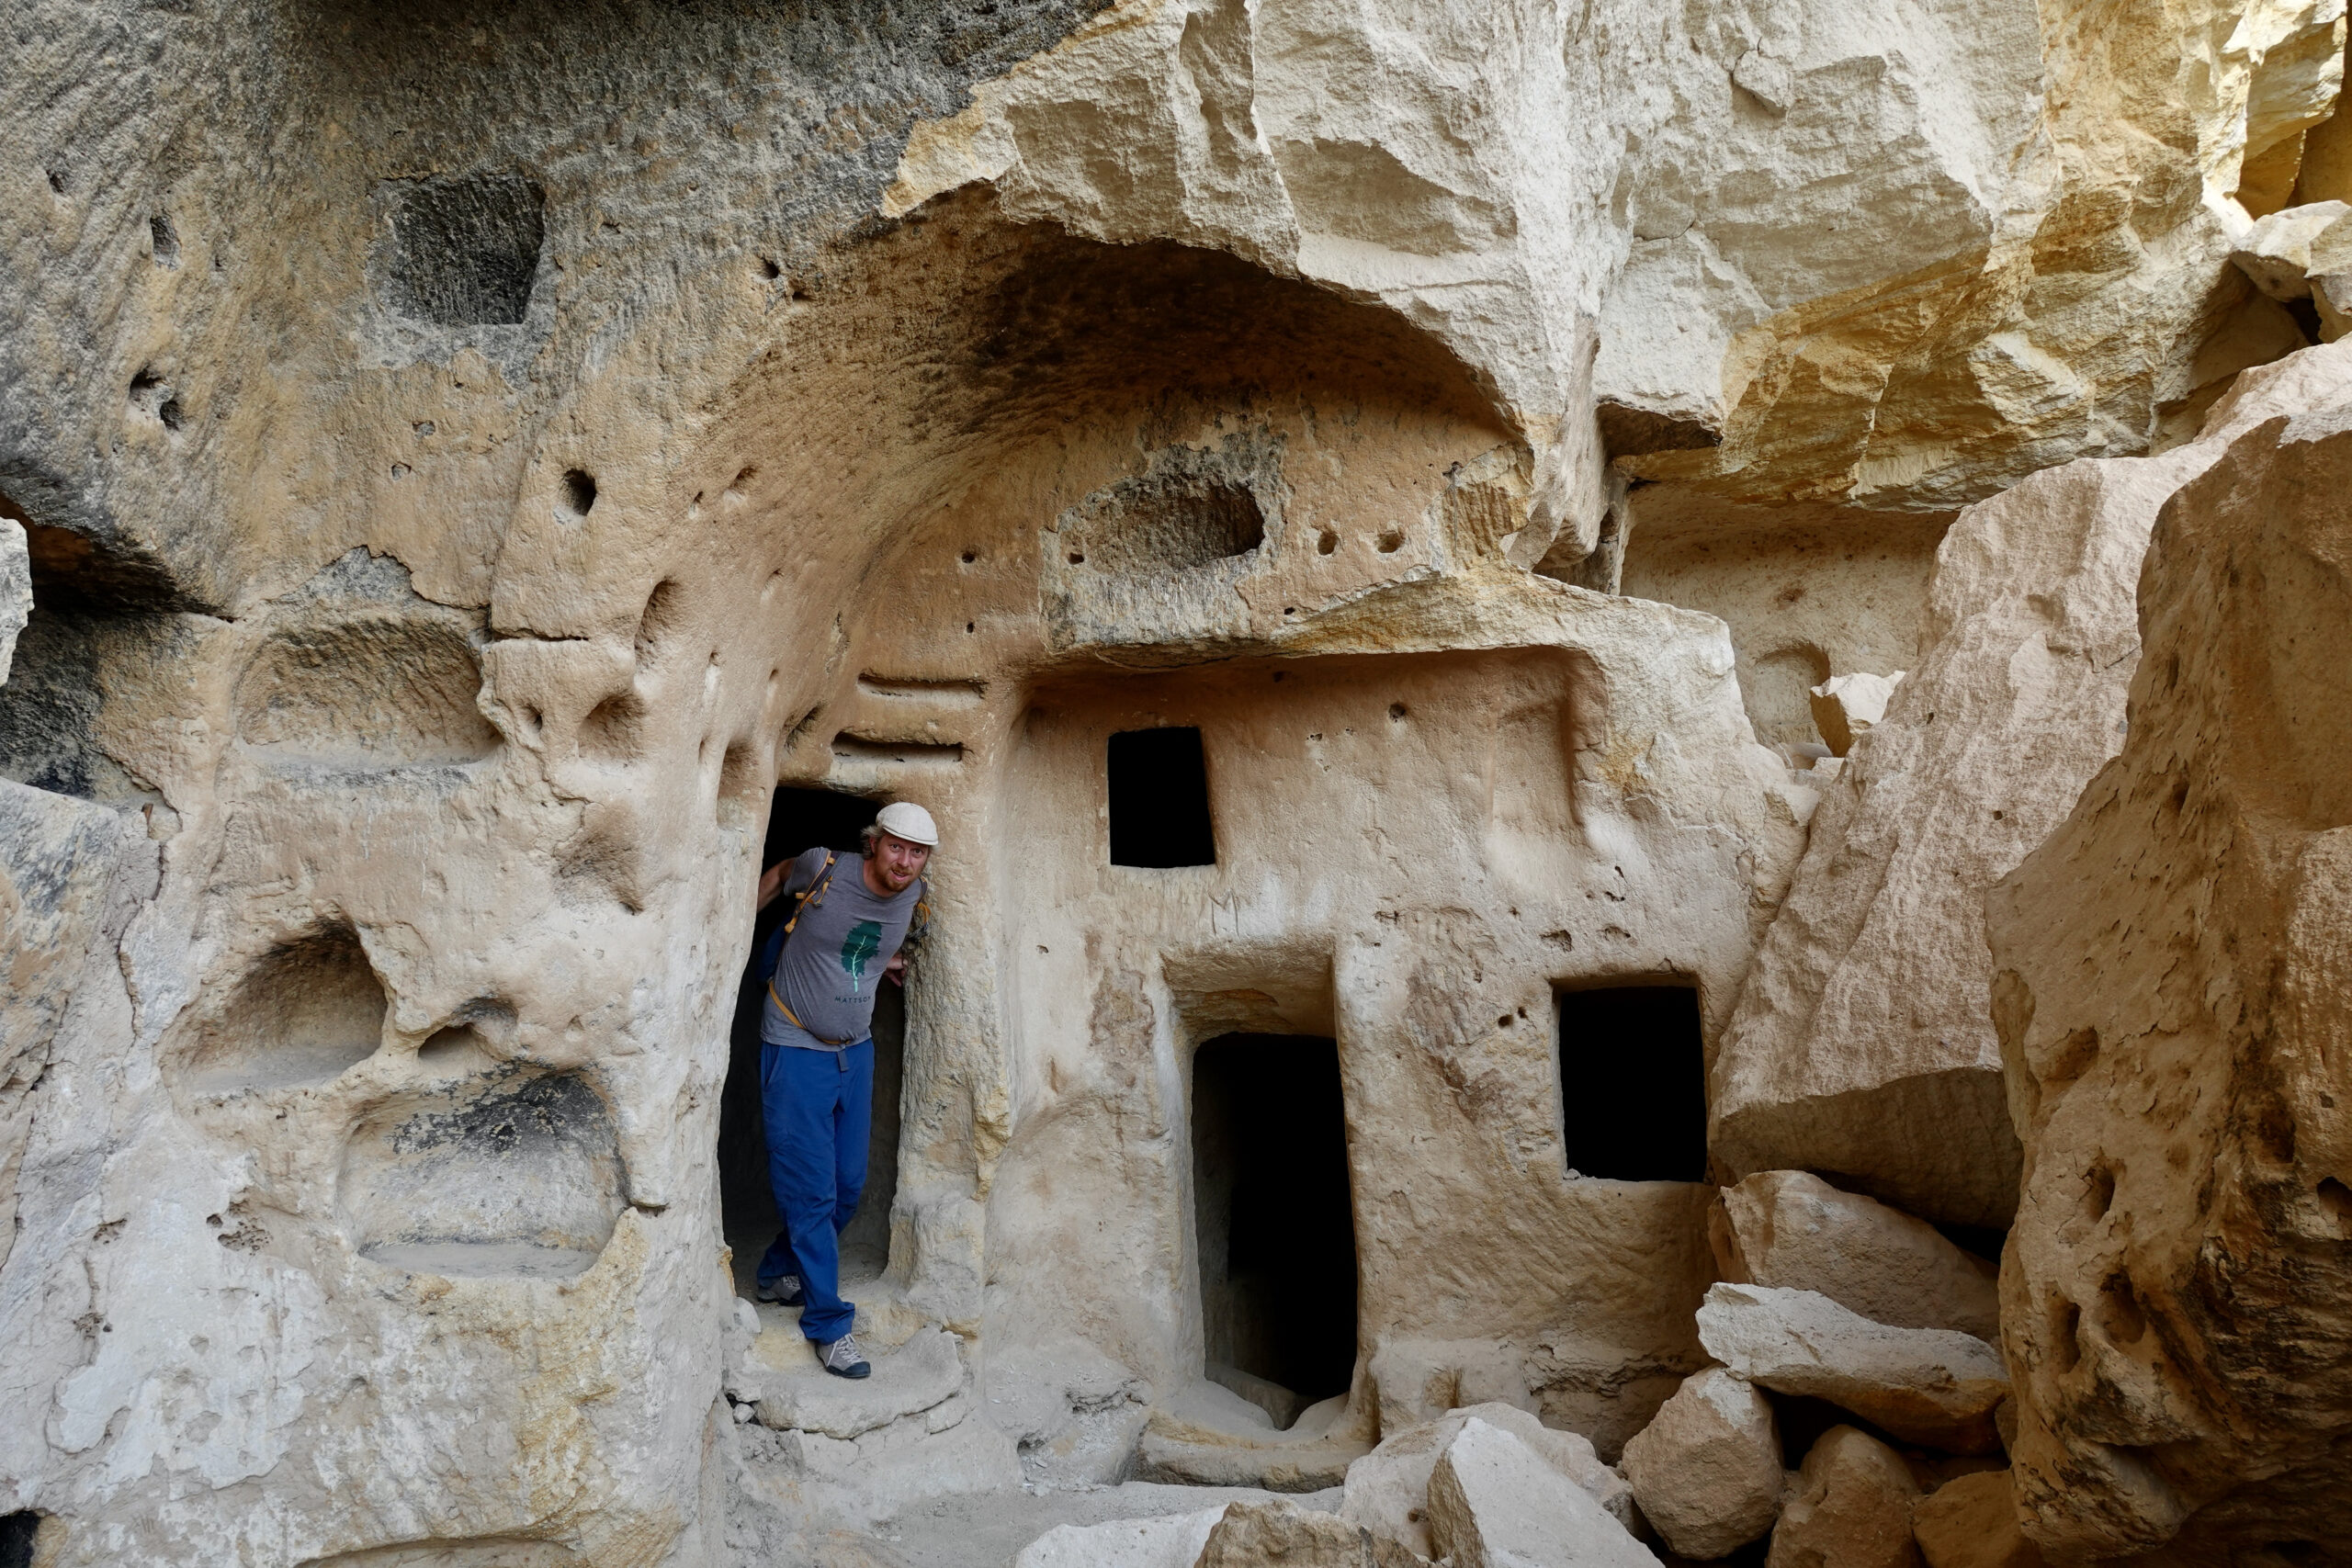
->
xmin=756 ymin=1038 xmax=872 ymax=1343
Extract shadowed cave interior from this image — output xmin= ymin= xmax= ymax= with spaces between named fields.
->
xmin=1556 ymin=982 xmax=1707 ymax=1183
xmin=719 ymin=786 xmax=906 ymax=1292
xmin=1192 ymin=1032 xmax=1359 ymax=1428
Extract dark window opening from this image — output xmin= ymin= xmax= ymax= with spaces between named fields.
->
xmin=1556 ymin=982 xmax=1706 ymax=1182
xmin=1108 ymin=726 xmax=1215 ymax=867
xmin=1193 ymin=1032 xmax=1358 ymax=1426
xmin=718 ymin=787 xmax=904 ymax=1292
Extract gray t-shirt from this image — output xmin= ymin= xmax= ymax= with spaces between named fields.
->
xmin=761 ymin=849 xmax=926 ymax=1051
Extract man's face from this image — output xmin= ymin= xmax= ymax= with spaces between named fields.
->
xmin=872 ymin=830 xmax=931 ymax=891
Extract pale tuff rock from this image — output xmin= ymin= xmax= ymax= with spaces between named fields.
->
xmin=1711 ymin=1171 xmax=2002 ymax=1342
xmin=1711 ymin=339 xmax=2352 ymax=1229
xmin=0 ymin=517 xmax=26 ymax=686
xmin=2230 ymin=200 xmax=2352 ymax=297
xmin=1194 ymin=1499 xmax=1427 ymax=1568
xmin=1764 ymin=1427 xmax=1924 ymax=1568
xmin=743 ymin=1327 xmax=967 ymax=1439
xmin=2 ymin=0 xmax=2349 ymax=1553
xmin=1016 ymin=1506 xmax=1235 ymax=1568
xmin=1340 ymin=1402 xmax=1634 ymax=1560
xmin=1696 ymin=1285 xmax=2009 ymax=1454
xmin=1426 ymin=1418 xmax=1662 ymax=1568
xmin=1619 ymin=1367 xmax=1785 ymax=1561
xmin=1806 ymin=671 xmax=1905 ymax=758
xmin=1909 ymin=1472 xmax=2048 ymax=1568
xmin=1987 ymin=360 xmax=2352 ymax=1563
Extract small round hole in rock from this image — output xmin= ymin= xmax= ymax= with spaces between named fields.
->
xmin=761 ymin=257 xmax=781 ymax=280
xmin=1069 ymin=552 xmax=1085 ymax=565
xmin=560 ymin=468 xmax=597 ymax=518
xmin=1317 ymin=529 xmax=1338 ymax=556
xmin=1388 ymin=702 xmax=1408 ymax=720
xmin=1376 ymin=528 xmax=1404 ymax=554
xmin=961 ymin=550 xmax=978 ymax=564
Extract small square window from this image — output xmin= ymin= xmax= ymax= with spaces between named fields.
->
xmin=1108 ymin=727 xmax=1216 ymax=867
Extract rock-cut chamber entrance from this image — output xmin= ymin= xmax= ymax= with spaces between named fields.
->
xmin=1191 ymin=1032 xmax=1358 ymax=1426
xmin=719 ymin=786 xmax=904 ymax=1293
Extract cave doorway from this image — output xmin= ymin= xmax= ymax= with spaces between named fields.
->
xmin=719 ymin=786 xmax=905 ymax=1292
xmin=1555 ymin=981 xmax=1707 ymax=1182
xmin=1191 ymin=1032 xmax=1358 ymax=1426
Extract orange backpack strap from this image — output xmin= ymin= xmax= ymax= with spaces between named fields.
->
xmin=766 ymin=852 xmax=860 ymax=1045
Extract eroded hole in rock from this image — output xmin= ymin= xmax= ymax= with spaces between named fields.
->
xmin=1077 ymin=476 xmax=1265 ymax=574
xmin=0 ymin=1510 xmax=46 ymax=1568
xmin=635 ymin=579 xmax=684 ymax=664
xmin=1192 ymin=1032 xmax=1358 ymax=1425
xmin=184 ymin=925 xmax=385 ymax=1095
xmin=341 ymin=1070 xmax=622 ymax=1278
xmin=1108 ymin=726 xmax=1215 ymax=867
xmin=376 ymin=173 xmax=546 ymax=328
xmin=579 ymin=690 xmax=645 ymax=762
xmin=719 ymin=787 xmax=904 ymax=1292
xmin=1555 ymin=982 xmax=1706 ymax=1181
xmin=234 ymin=615 xmax=498 ymax=770
xmin=558 ymin=468 xmax=596 ymax=520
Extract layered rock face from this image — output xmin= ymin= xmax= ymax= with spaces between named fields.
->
xmin=1988 ymin=367 xmax=2352 ymax=1562
xmin=2 ymin=0 xmax=2349 ymax=1562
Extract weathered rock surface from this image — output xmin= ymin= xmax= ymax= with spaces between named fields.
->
xmin=1016 ymin=1505 xmax=1236 ymax=1568
xmin=1808 ymin=671 xmax=1904 ymax=758
xmin=742 ymin=1327 xmax=967 ymax=1440
xmin=1711 ymin=1171 xmax=2001 ymax=1341
xmin=0 ymin=516 xmax=27 ymax=685
xmin=1619 ymin=1368 xmax=1785 ymax=1560
xmin=0 ymin=0 xmax=2346 ymax=1555
xmin=1697 ymin=1285 xmax=2009 ymax=1453
xmin=1766 ymin=1426 xmax=1924 ymax=1568
xmin=1909 ymin=1472 xmax=2047 ymax=1568
xmin=1713 ymin=338 xmax=2352 ymax=1227
xmin=1195 ymin=1498 xmax=1427 ymax=1568
xmin=1426 ymin=1418 xmax=1661 ymax=1568
xmin=1987 ymin=348 xmax=2352 ymax=1563
xmin=1340 ymin=1402 xmax=1634 ymax=1559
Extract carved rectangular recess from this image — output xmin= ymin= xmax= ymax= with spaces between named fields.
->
xmin=1108 ymin=726 xmax=1215 ymax=867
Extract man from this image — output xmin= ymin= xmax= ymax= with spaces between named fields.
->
xmin=751 ymin=799 xmax=936 ymax=1379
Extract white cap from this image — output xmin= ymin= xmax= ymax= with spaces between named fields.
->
xmin=875 ymin=801 xmax=939 ymax=847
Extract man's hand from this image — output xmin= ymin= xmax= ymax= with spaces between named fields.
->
xmin=885 ymin=952 xmax=908 ymax=986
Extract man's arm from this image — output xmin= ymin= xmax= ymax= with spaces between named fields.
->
xmin=754 ymin=848 xmax=824 ymax=913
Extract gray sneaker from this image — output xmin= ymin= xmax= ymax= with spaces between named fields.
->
xmin=817 ymin=1333 xmax=871 ymax=1379
xmin=757 ymin=1275 xmax=805 ymax=1307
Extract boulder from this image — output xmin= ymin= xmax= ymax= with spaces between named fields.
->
xmin=1766 ymin=1427 xmax=1923 ymax=1568
xmin=2230 ymin=201 xmax=2352 ymax=299
xmin=1618 ymin=1368 xmax=1784 ymax=1559
xmin=1711 ymin=1171 xmax=2001 ymax=1341
xmin=0 ymin=515 xmax=26 ymax=685
xmin=1711 ymin=339 xmax=2352 ymax=1229
xmin=1016 ymin=1506 xmax=1234 ymax=1568
xmin=1987 ymin=349 xmax=2352 ymax=1563
xmin=1909 ymin=1472 xmax=2045 ymax=1568
xmin=1341 ymin=1402 xmax=1635 ymax=1559
xmin=1807 ymin=671 xmax=1904 ymax=757
xmin=1195 ymin=1499 xmax=1427 ymax=1568
xmin=1426 ymin=1418 xmax=1661 ymax=1568
xmin=1696 ymin=1285 xmax=2008 ymax=1454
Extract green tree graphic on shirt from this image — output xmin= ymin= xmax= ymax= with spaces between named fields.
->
xmin=840 ymin=919 xmax=883 ymax=996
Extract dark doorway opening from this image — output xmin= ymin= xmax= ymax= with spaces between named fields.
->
xmin=718 ymin=786 xmax=905 ymax=1293
xmin=1108 ymin=726 xmax=1215 ymax=867
xmin=1192 ymin=1032 xmax=1357 ymax=1425
xmin=1556 ymin=982 xmax=1707 ymax=1182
